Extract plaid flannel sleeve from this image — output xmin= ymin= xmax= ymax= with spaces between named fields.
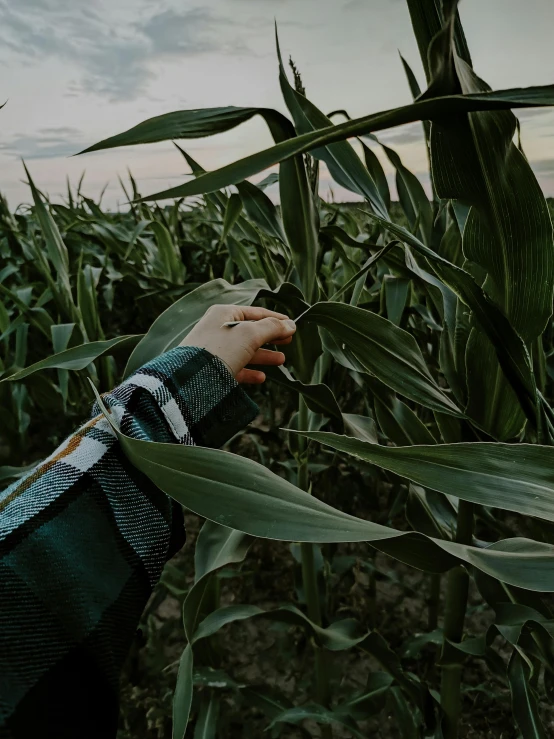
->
xmin=0 ymin=346 xmax=258 ymax=739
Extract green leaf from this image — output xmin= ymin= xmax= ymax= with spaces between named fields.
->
xmin=90 ymin=387 xmax=554 ymax=592
xmin=406 ymin=485 xmax=456 ymax=539
xmin=77 ymin=263 xmax=100 ymax=340
xmin=220 ymin=193 xmax=243 ymax=244
xmin=276 ymin=30 xmax=388 ymax=219
xmin=193 ymin=696 xmax=220 ymax=739
xmin=227 ymin=237 xmax=264 ymax=281
xmin=194 ymin=520 xmax=253 ymax=585
xmin=342 ymin=413 xmax=378 ymax=444
xmin=335 ymin=672 xmax=393 ymax=720
xmin=82 ymin=105 xmax=318 ymax=302
xmin=172 ymin=521 xmax=252 ymax=737
xmin=185 ymin=523 xmax=252 ymax=642
xmin=268 ymin=703 xmax=367 ymax=739
xmin=465 ymin=327 xmax=525 ymax=439
xmin=51 ymin=323 xmax=75 ymax=403
xmin=173 ymin=645 xmax=194 ymax=739
xmin=384 ymin=276 xmax=410 ymax=326
xmin=298 ymin=302 xmax=463 ymax=417
xmin=150 ymin=220 xmax=183 ymax=283
xmin=261 ymin=364 xmax=342 ymax=421
xmin=373 ymin=389 xmax=436 ymax=446
xmin=0 ymin=299 xmax=10 ymax=334
xmin=256 ymin=172 xmax=279 ymax=190
xmin=130 ymin=87 xmax=554 ymax=202
xmin=236 ymin=180 xmax=286 ymax=243
xmin=329 ymin=241 xmax=397 ymax=303
xmin=193 ymin=602 xmax=365 ymax=651
xmin=411 ymin=1 xmax=554 ymax=439
xmin=1 ymin=335 xmax=140 ymax=383
xmin=390 ymin=687 xmax=419 ymax=739
xmin=377 ymin=138 xmax=432 ymax=245
xmin=240 ymin=687 xmax=294 ymax=721
xmin=359 ymin=140 xmax=391 ymax=213
xmin=189 ymin=599 xmax=426 ymax=711
xmin=296 ymin=432 xmax=554 ymax=527
xmin=508 ymin=650 xmax=547 ymax=738
xmin=23 ymin=164 xmax=75 ymax=317
xmin=0 ymin=463 xmax=36 ymax=485
xmin=78 ymin=107 xmax=285 ymax=154
xmin=51 ymin=323 xmax=75 ymax=353
xmin=124 ymin=278 xmax=268 ymax=377
xmin=369 ymin=216 xmax=539 ymax=431
xmin=277 ymin=137 xmax=319 ymax=304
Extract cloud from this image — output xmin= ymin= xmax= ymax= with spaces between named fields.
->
xmin=529 ymin=158 xmax=554 ymax=177
xmin=344 ymin=0 xmax=401 ymax=9
xmin=139 ymin=7 xmax=250 ymax=56
xmin=0 ymin=1 xmax=254 ymax=101
xmin=0 ymin=127 xmax=88 ymax=159
xmin=376 ymin=122 xmax=424 ymax=146
xmin=516 ymin=108 xmax=554 ymax=122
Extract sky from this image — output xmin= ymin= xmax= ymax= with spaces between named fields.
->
xmin=0 ymin=0 xmax=553 ymax=209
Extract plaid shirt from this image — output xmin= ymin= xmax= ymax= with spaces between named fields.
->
xmin=0 ymin=346 xmax=258 ymax=739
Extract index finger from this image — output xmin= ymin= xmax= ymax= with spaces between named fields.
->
xmin=240 ymin=306 xmax=290 ymax=321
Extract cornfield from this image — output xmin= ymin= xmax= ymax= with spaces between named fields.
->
xmin=3 ymin=0 xmax=554 ymax=736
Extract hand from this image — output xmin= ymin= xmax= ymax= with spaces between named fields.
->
xmin=180 ymin=305 xmax=296 ymax=384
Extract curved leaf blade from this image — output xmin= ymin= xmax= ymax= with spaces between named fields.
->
xmin=298 ymin=302 xmax=463 ymax=417
xmin=124 ymin=278 xmax=268 ymax=377
xmin=132 ymin=87 xmax=554 ymax=202
xmin=297 ymin=432 xmax=554 ymax=526
xmin=91 ymin=388 xmax=554 ymax=593
xmin=1 ymin=335 xmax=140 ymax=383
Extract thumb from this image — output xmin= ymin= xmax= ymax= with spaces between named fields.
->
xmin=248 ymin=317 xmax=296 ymax=348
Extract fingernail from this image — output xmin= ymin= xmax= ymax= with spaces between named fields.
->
xmin=284 ymin=319 xmax=296 ymax=331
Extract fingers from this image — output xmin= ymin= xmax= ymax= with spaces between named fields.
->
xmin=236 ymin=368 xmax=266 ymax=384
xmin=247 ymin=317 xmax=296 ymax=349
xmin=250 ymin=348 xmax=285 ymax=365
xmin=272 ymin=336 xmax=293 ymax=346
xmin=240 ymin=306 xmax=289 ymax=321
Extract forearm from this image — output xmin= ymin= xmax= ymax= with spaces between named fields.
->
xmin=0 ymin=346 xmax=258 ymax=737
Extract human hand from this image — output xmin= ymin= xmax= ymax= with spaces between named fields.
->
xmin=180 ymin=305 xmax=296 ymax=384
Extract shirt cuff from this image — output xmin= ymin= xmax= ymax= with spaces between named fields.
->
xmin=124 ymin=345 xmax=259 ymax=448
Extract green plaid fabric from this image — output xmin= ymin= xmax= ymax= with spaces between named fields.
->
xmin=0 ymin=346 xmax=258 ymax=739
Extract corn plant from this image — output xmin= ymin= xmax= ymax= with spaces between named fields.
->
xmin=3 ymin=0 xmax=554 ymax=736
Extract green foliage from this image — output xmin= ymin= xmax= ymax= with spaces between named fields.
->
xmin=3 ymin=1 xmax=554 ymax=737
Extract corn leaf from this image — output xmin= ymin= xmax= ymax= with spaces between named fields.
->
xmin=296 ymin=432 xmax=554 ymax=527
xmin=193 ymin=696 xmax=220 ymax=739
xmin=78 ymin=107 xmax=285 ymax=153
xmin=123 ymin=87 xmax=554 ymax=203
xmin=298 ymin=302 xmax=463 ymax=417
xmin=91 ymin=388 xmax=554 ymax=592
xmin=173 ymin=520 xmax=252 ymax=737
xmin=173 ymin=645 xmax=194 ymax=739
xmin=1 ymin=335 xmax=140 ymax=383
xmin=369 ymin=216 xmax=539 ymax=431
xmin=124 ymin=278 xmax=268 ymax=377
xmin=408 ymin=0 xmax=554 ymax=439
xmin=508 ymin=650 xmax=547 ymax=738
xmin=260 ymin=364 xmax=342 ymax=421
xmin=236 ymin=180 xmax=286 ymax=243
xmin=276 ymin=29 xmax=388 ymax=219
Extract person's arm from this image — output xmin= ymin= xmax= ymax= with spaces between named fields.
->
xmin=0 ymin=305 xmax=295 ymax=739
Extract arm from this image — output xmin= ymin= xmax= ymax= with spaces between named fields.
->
xmin=0 ymin=306 xmax=296 ymax=739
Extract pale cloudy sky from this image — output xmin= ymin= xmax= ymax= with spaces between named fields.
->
xmin=0 ymin=0 xmax=553 ymax=209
